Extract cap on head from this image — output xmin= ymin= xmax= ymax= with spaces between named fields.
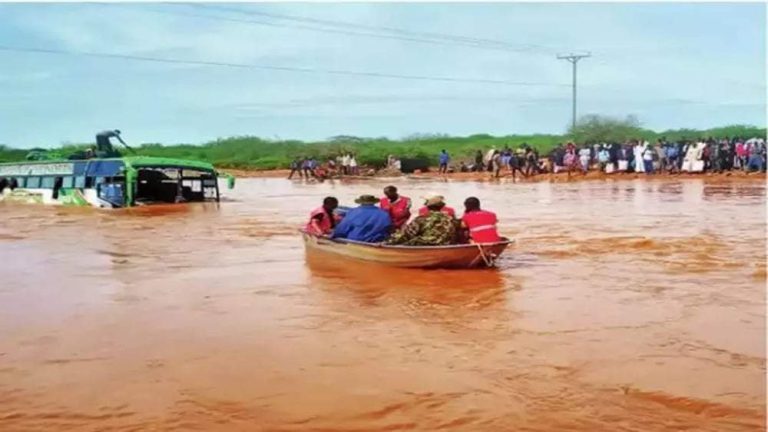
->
xmin=422 ymin=193 xmax=445 ymax=207
xmin=355 ymin=194 xmax=378 ymax=205
xmin=114 ymin=129 xmax=121 ymax=134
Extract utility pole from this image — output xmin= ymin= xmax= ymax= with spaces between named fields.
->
xmin=557 ymin=52 xmax=591 ymax=131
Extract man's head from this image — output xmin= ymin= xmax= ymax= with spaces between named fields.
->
xmin=464 ymin=197 xmax=481 ymax=212
xmin=423 ymin=194 xmax=445 ymax=211
xmin=114 ymin=129 xmax=121 ymax=135
xmin=354 ymin=194 xmax=378 ymax=206
xmin=323 ymin=196 xmax=339 ymax=211
xmin=441 ymin=149 xmax=447 ymax=154
xmin=383 ymin=185 xmax=398 ymax=200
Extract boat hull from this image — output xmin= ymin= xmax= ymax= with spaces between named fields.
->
xmin=301 ymin=232 xmax=511 ymax=269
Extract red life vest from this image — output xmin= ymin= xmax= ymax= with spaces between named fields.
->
xmin=417 ymin=206 xmax=456 ymax=218
xmin=462 ymin=210 xmax=501 ymax=243
xmin=379 ymin=196 xmax=411 ymax=228
xmin=305 ymin=206 xmax=335 ymax=235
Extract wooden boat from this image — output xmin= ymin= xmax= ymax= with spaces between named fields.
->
xmin=301 ymin=231 xmax=513 ymax=269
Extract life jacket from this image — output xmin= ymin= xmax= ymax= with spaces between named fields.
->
xmin=379 ymin=196 xmax=411 ymax=229
xmin=417 ymin=206 xmax=456 ymax=218
xmin=305 ymin=206 xmax=335 ymax=235
xmin=462 ymin=210 xmax=501 ymax=243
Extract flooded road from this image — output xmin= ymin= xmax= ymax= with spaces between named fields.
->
xmin=0 ymin=177 xmax=765 ymax=431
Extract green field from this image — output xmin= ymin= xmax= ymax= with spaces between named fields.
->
xmin=1 ymin=122 xmax=764 ymax=170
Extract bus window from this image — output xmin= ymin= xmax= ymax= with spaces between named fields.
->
xmin=85 ymin=177 xmax=94 ymax=188
xmin=62 ymin=177 xmax=74 ymax=188
xmin=41 ymin=177 xmax=56 ymax=189
xmin=27 ymin=177 xmax=41 ymax=188
xmin=75 ymin=176 xmax=86 ymax=188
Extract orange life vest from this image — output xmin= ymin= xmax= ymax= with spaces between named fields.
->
xmin=305 ymin=206 xmax=335 ymax=235
xmin=462 ymin=210 xmax=501 ymax=243
xmin=379 ymin=196 xmax=411 ymax=229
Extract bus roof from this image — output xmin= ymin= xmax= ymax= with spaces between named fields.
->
xmin=0 ymin=156 xmax=216 ymax=175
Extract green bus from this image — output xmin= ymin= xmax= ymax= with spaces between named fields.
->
xmin=0 ymin=156 xmax=233 ymax=208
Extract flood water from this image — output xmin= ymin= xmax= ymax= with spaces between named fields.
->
xmin=0 ymin=177 xmax=765 ymax=431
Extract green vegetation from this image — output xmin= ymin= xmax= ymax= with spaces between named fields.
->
xmin=1 ymin=120 xmax=764 ymax=170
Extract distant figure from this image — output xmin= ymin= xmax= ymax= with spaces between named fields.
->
xmin=95 ymin=130 xmax=125 ymax=157
xmin=288 ymin=157 xmax=303 ymax=179
xmin=387 ymin=195 xmax=457 ymax=246
xmin=474 ymin=150 xmax=484 ymax=172
xmin=349 ymin=154 xmax=358 ymax=175
xmin=305 ymin=196 xmax=340 ymax=236
xmin=379 ymin=185 xmax=412 ymax=230
xmin=461 ymin=197 xmax=501 ymax=244
xmin=331 ymin=195 xmax=392 ymax=243
xmin=438 ymin=150 xmax=450 ymax=174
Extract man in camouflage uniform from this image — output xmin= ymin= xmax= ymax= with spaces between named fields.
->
xmin=387 ymin=195 xmax=457 ymax=246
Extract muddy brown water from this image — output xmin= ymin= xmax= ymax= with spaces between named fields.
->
xmin=0 ymin=177 xmax=765 ymax=431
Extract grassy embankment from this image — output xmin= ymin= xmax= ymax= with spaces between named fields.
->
xmin=1 ymin=124 xmax=764 ymax=170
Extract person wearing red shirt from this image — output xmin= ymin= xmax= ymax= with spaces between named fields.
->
xmin=305 ymin=196 xmax=340 ymax=236
xmin=379 ymin=185 xmax=411 ymax=230
xmin=461 ymin=197 xmax=501 ymax=243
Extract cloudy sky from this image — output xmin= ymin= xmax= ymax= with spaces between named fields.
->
xmin=0 ymin=2 xmax=765 ymax=148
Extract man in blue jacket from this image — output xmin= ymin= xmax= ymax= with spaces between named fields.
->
xmin=332 ymin=194 xmax=392 ymax=243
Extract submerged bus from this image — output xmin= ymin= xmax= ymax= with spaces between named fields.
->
xmin=0 ymin=156 xmax=231 ymax=208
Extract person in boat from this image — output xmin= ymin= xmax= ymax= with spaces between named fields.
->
xmin=95 ymin=129 xmax=126 ymax=157
xmin=331 ymin=194 xmax=391 ymax=243
xmin=417 ymin=193 xmax=455 ymax=218
xmin=379 ymin=185 xmax=411 ymax=230
xmin=306 ymin=196 xmax=340 ymax=236
xmin=387 ymin=195 xmax=457 ymax=246
xmin=461 ymin=197 xmax=502 ymax=244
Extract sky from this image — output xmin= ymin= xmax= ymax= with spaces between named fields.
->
xmin=0 ymin=2 xmax=765 ymax=148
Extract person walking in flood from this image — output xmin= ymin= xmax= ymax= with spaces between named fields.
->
xmin=379 ymin=185 xmax=411 ymax=230
xmin=438 ymin=149 xmax=450 ymax=174
xmin=288 ymin=157 xmax=303 ymax=179
xmin=305 ymin=196 xmax=339 ymax=236
xmin=461 ymin=197 xmax=501 ymax=243
xmin=331 ymin=195 xmax=391 ymax=243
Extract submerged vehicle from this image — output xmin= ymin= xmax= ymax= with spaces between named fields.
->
xmin=0 ymin=156 xmax=232 ymax=208
xmin=301 ymin=231 xmax=512 ymax=269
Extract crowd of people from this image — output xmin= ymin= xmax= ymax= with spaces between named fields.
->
xmin=546 ymin=136 xmax=767 ymax=175
xmin=288 ymin=153 xmax=361 ymax=180
xmin=440 ymin=136 xmax=766 ymax=178
xmin=304 ymin=185 xmax=502 ymax=246
xmin=441 ymin=145 xmax=545 ymax=179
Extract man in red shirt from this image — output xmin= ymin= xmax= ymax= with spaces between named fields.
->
xmin=379 ymin=185 xmax=411 ymax=230
xmin=461 ymin=197 xmax=501 ymax=243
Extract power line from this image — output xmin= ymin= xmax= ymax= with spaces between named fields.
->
xmin=100 ymin=3 xmax=559 ymax=55
xmin=187 ymin=3 xmax=560 ymax=54
xmin=0 ymin=44 xmax=570 ymax=87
